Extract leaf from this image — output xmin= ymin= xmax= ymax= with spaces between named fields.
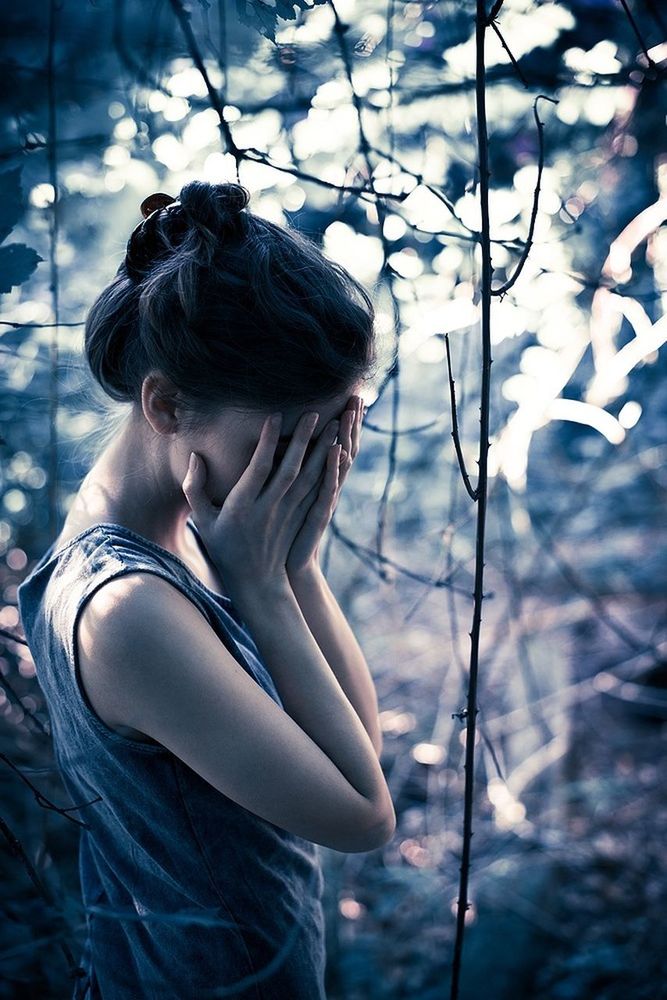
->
xmin=235 ymin=0 xmax=328 ymax=44
xmin=0 ymin=244 xmax=44 ymax=295
xmin=0 ymin=166 xmax=26 ymax=245
xmin=0 ymin=167 xmax=46 ymax=295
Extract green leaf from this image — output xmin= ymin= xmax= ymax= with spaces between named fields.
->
xmin=0 ymin=166 xmax=26 ymax=245
xmin=236 ymin=0 xmax=328 ymax=44
xmin=0 ymin=244 xmax=44 ymax=295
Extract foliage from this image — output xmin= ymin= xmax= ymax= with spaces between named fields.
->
xmin=235 ymin=0 xmax=331 ymax=44
xmin=0 ymin=166 xmax=43 ymax=294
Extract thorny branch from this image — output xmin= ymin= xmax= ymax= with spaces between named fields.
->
xmin=492 ymin=95 xmax=557 ymax=298
xmin=444 ymin=332 xmax=478 ymax=501
xmin=450 ymin=1 xmax=494 ymax=994
xmin=488 ymin=20 xmax=528 ymax=87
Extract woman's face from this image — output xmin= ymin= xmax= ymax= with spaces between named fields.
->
xmin=180 ymin=386 xmax=363 ymax=508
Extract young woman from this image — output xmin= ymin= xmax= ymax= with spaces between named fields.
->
xmin=17 ymin=181 xmax=395 ymax=1000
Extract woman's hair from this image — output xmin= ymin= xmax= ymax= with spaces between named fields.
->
xmin=83 ymin=180 xmax=378 ymax=441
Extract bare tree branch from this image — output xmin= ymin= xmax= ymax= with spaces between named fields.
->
xmin=488 ymin=19 xmax=528 ymax=87
xmin=492 ymin=95 xmax=557 ymax=298
xmin=0 ymin=752 xmax=101 ymax=829
xmin=618 ymin=0 xmax=659 ymax=74
xmin=444 ymin=333 xmax=479 ymax=501
xmin=450 ymin=1 xmax=496 ymax=993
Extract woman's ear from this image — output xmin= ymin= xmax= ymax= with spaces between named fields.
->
xmin=140 ymin=371 xmax=180 ymax=436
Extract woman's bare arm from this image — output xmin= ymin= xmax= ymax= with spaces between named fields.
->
xmin=287 ymin=564 xmax=382 ymax=757
xmin=78 ymin=571 xmax=395 ymax=852
xmin=231 ymin=573 xmax=391 ymax=815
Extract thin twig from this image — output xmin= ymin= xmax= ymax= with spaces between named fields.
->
xmin=0 ymin=813 xmax=86 ymax=987
xmin=328 ymin=518 xmax=475 ymax=597
xmin=444 ymin=333 xmax=478 ymax=501
xmin=492 ymin=96 xmax=557 ymax=298
xmin=530 ymin=515 xmax=657 ymax=656
xmin=0 ymin=753 xmax=100 ymax=829
xmin=0 ymin=670 xmax=50 ymax=737
xmin=167 ymin=0 xmax=241 ymax=174
xmin=328 ymin=0 xmax=405 ymax=579
xmin=489 ymin=20 xmax=528 ymax=87
xmin=0 ymin=320 xmax=85 ymax=329
xmin=486 ymin=0 xmax=504 ymax=25
xmin=618 ymin=0 xmax=658 ymax=73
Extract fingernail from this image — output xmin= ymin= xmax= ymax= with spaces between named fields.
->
xmin=189 ymin=451 xmax=197 ymax=472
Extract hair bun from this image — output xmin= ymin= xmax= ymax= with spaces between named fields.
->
xmin=216 ymin=182 xmax=250 ymax=215
xmin=178 ymin=180 xmax=250 ymax=232
xmin=123 ymin=181 xmax=251 ymax=283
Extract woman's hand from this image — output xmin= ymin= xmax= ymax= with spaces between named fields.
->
xmin=181 ymin=409 xmax=342 ymax=600
xmin=285 ymin=394 xmax=365 ymax=576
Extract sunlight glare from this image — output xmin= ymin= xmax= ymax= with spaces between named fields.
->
xmin=182 ymin=108 xmax=220 ymax=151
xmin=618 ymin=401 xmax=642 ymax=429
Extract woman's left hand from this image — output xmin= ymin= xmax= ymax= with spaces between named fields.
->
xmin=285 ymin=394 xmax=364 ymax=576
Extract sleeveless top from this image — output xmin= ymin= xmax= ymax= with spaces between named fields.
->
xmin=16 ymin=517 xmax=326 ymax=1000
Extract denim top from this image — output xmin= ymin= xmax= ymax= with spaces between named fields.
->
xmin=16 ymin=517 xmax=326 ymax=1000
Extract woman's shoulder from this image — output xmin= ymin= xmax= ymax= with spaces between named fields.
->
xmin=75 ymin=571 xmax=196 ymax=747
xmin=51 ymin=515 xmax=108 ymax=553
xmin=19 ymin=512 xmax=212 ymax=631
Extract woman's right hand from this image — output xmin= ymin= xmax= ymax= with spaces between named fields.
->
xmin=181 ymin=411 xmax=341 ymax=599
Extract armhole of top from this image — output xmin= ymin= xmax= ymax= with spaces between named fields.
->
xmin=71 ymin=564 xmax=220 ymax=755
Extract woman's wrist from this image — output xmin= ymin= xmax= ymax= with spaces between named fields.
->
xmin=219 ymin=568 xmax=293 ymax=612
xmin=287 ymin=559 xmax=323 ymax=587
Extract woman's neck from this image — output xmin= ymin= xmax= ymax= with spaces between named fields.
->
xmin=67 ymin=414 xmax=192 ymax=554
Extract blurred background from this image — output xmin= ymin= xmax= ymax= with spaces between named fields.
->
xmin=1 ymin=1 xmax=666 ymax=997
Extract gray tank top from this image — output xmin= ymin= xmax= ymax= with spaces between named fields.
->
xmin=16 ymin=517 xmax=326 ymax=999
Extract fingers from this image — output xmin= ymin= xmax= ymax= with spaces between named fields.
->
xmin=299 ymin=417 xmax=340 ymax=483
xmin=326 ymin=443 xmax=343 ymax=513
xmin=339 ymin=404 xmax=355 ymax=462
xmin=297 ymin=444 xmax=332 ymax=511
xmin=266 ymin=411 xmax=320 ymax=501
xmin=232 ymin=413 xmax=282 ymax=502
xmin=339 ymin=394 xmax=364 ymax=463
xmin=334 ymin=395 xmax=363 ymax=487
xmin=352 ymin=396 xmax=364 ymax=456
xmin=182 ymin=450 xmax=213 ymax=527
xmin=298 ymin=477 xmax=322 ymax=513
xmin=307 ymin=443 xmax=341 ymax=527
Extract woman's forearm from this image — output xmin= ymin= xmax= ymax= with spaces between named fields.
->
xmin=232 ymin=577 xmax=392 ymax=817
xmin=288 ymin=564 xmax=383 ymax=758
